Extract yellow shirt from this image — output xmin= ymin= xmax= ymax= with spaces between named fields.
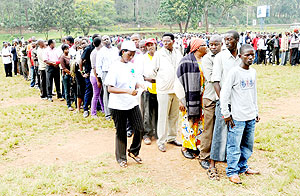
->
xmin=147 ymin=54 xmax=157 ymax=94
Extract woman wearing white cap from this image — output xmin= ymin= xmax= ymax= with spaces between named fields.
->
xmin=104 ymin=40 xmax=144 ymax=168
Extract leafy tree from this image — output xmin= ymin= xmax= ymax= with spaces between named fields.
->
xmin=75 ymin=0 xmax=116 ymax=36
xmin=29 ymin=0 xmax=57 ymax=39
xmin=56 ymin=0 xmax=76 ymax=35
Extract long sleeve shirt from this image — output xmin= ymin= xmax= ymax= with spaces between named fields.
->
xmin=220 ymin=66 xmax=258 ymax=121
xmin=147 ymin=47 xmax=182 ymax=94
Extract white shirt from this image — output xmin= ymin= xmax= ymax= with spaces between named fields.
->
xmin=2 ymin=47 xmax=12 ymax=64
xmin=257 ymin=38 xmax=267 ymax=50
xmin=212 ymin=49 xmax=241 ymax=99
xmin=220 ymin=66 xmax=258 ymax=121
xmin=104 ymin=61 xmax=139 ymax=110
xmin=96 ymin=46 xmax=119 ymax=77
xmin=90 ymin=48 xmax=97 ymax=77
xmin=37 ymin=47 xmax=47 ymax=70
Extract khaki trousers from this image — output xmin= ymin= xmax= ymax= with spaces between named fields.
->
xmin=200 ymin=98 xmax=216 ymax=160
xmin=156 ymin=93 xmax=179 ymax=146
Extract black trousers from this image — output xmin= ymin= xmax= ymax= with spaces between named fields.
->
xmin=291 ymin=48 xmax=299 ymax=66
xmin=111 ymin=106 xmax=143 ymax=163
xmin=18 ymin=58 xmax=22 ymax=75
xmin=4 ymin=63 xmax=13 ymax=77
xmin=34 ymin=66 xmax=40 ymax=87
xmin=272 ymin=47 xmax=280 ymax=65
xmin=258 ymin=50 xmax=266 ymax=64
xmin=142 ymin=91 xmax=158 ymax=139
xmin=39 ymin=70 xmax=47 ymax=98
xmin=13 ymin=60 xmax=18 ymax=75
xmin=46 ymin=66 xmax=61 ymax=98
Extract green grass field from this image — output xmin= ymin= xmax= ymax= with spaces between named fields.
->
xmin=0 ymin=59 xmax=299 ymax=195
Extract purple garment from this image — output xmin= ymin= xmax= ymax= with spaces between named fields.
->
xmin=90 ymin=76 xmax=104 ymax=116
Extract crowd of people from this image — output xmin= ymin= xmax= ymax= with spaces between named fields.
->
xmin=1 ymin=28 xmax=299 ymax=184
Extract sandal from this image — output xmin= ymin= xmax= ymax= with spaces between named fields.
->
xmin=119 ymin=161 xmax=128 ymax=168
xmin=207 ymin=167 xmax=220 ymax=181
xmin=128 ymin=150 xmax=142 ymax=164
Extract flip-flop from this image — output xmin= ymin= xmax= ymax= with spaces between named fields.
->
xmin=119 ymin=161 xmax=127 ymax=168
xmin=128 ymin=150 xmax=142 ymax=164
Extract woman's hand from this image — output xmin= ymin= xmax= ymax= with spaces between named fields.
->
xmin=128 ymin=89 xmax=138 ymax=96
xmin=179 ymin=101 xmax=185 ymax=112
xmin=97 ymin=81 xmax=102 ymax=88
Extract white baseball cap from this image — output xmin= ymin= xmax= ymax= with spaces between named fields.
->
xmin=121 ymin=41 xmax=137 ymax=51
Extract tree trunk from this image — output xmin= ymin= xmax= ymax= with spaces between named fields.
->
xmin=24 ymin=6 xmax=29 ymax=27
xmin=204 ymin=5 xmax=208 ymax=33
xmin=184 ymin=12 xmax=192 ymax=33
xmin=179 ymin=22 xmax=183 ymax=33
xmin=169 ymin=25 xmax=173 ymax=32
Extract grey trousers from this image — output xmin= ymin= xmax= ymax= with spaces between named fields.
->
xmin=210 ymin=100 xmax=227 ymax=162
xmin=102 ymin=71 xmax=111 ymax=118
xmin=21 ymin=58 xmax=29 ymax=79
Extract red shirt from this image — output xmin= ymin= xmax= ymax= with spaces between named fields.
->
xmin=252 ymin=37 xmax=259 ymax=51
xmin=27 ymin=49 xmax=34 ymax=67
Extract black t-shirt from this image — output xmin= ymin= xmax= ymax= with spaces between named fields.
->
xmin=81 ymin=43 xmax=95 ymax=73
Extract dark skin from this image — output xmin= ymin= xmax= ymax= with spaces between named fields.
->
xmin=224 ymin=48 xmax=260 ymax=128
xmin=213 ymin=33 xmax=239 ymax=98
xmin=162 ymin=36 xmax=174 ymax=52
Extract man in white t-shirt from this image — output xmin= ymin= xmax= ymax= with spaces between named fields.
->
xmin=2 ymin=42 xmax=13 ymax=77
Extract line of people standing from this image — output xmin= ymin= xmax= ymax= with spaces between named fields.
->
xmin=2 ymin=31 xmax=261 ymax=184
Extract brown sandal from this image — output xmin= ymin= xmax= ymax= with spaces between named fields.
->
xmin=128 ymin=150 xmax=142 ymax=164
xmin=207 ymin=167 xmax=220 ymax=181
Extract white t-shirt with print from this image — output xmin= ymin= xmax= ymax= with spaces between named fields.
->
xmin=104 ymin=61 xmax=139 ymax=110
xmin=220 ymin=66 xmax=258 ymax=121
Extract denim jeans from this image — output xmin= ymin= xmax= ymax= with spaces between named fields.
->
xmin=226 ymin=119 xmax=256 ymax=177
xmin=62 ymin=74 xmax=72 ymax=107
xmin=210 ymin=100 xmax=228 ymax=162
xmin=83 ymin=76 xmax=93 ymax=111
xmin=30 ymin=66 xmax=36 ymax=87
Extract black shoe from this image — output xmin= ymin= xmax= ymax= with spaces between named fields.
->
xmin=199 ymin=159 xmax=210 ymax=170
xmin=127 ymin=130 xmax=133 ymax=137
xmin=167 ymin=140 xmax=182 ymax=147
xmin=181 ymin=149 xmax=195 ymax=159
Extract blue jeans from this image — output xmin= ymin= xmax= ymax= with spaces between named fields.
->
xmin=62 ymin=75 xmax=72 ymax=107
xmin=30 ymin=66 xmax=36 ymax=87
xmin=226 ymin=119 xmax=256 ymax=177
xmin=83 ymin=76 xmax=93 ymax=111
xmin=210 ymin=100 xmax=228 ymax=161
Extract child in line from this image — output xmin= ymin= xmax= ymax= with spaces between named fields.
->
xmin=220 ymin=44 xmax=260 ymax=184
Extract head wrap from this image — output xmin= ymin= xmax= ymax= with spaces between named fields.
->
xmin=189 ymin=38 xmax=205 ymax=53
xmin=294 ymin=29 xmax=299 ymax=33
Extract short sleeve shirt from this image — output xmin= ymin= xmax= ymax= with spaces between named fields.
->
xmin=81 ymin=44 xmax=94 ymax=73
xmin=104 ymin=61 xmax=139 ymax=110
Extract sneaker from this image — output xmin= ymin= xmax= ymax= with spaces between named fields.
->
xmin=83 ymin=111 xmax=89 ymax=118
xmin=158 ymin=144 xmax=166 ymax=152
xmin=105 ymin=116 xmax=111 ymax=121
xmin=59 ymin=98 xmax=65 ymax=101
xmin=41 ymin=97 xmax=47 ymax=100
xmin=68 ymin=107 xmax=74 ymax=111
xmin=48 ymin=98 xmax=53 ymax=102
xmin=144 ymin=137 xmax=151 ymax=145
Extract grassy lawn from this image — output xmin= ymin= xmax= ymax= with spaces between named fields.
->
xmin=0 ymin=59 xmax=299 ymax=195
